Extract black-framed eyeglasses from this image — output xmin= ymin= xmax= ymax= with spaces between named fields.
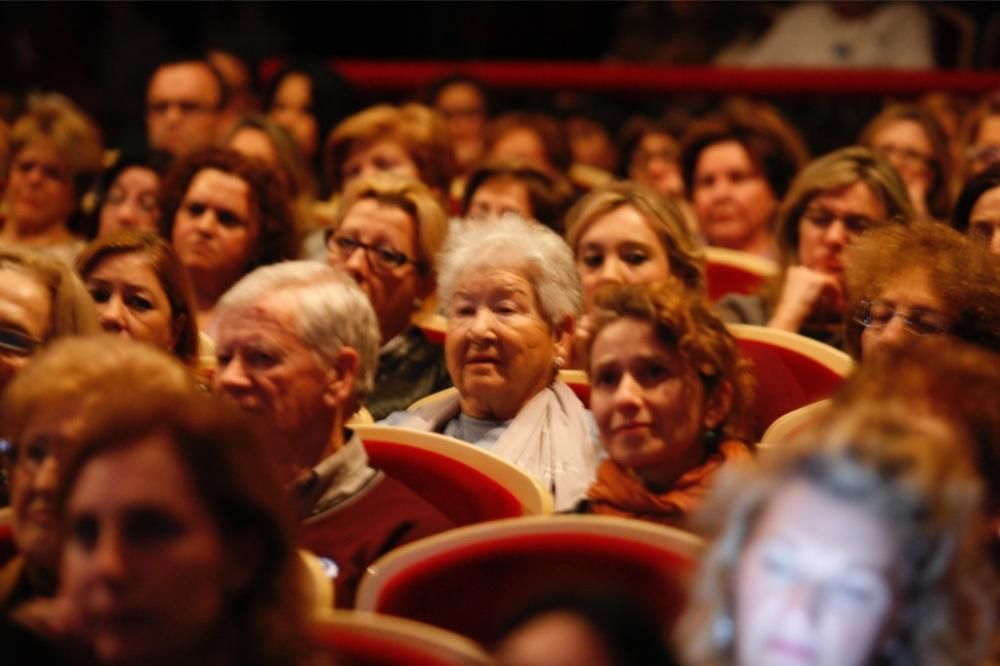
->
xmin=324 ymin=231 xmax=423 ymax=273
xmin=0 ymin=327 xmax=42 ymax=357
xmin=852 ymin=299 xmax=950 ymax=336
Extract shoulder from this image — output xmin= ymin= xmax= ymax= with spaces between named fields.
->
xmin=713 ymin=293 xmax=769 ymax=325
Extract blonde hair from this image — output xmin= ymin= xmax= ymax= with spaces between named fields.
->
xmin=9 ymin=93 xmax=103 ymax=180
xmin=565 ymin=181 xmax=706 ymax=296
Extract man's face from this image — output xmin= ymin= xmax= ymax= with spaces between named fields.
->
xmin=146 ymin=63 xmax=222 ymax=157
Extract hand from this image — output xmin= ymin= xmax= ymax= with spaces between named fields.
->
xmin=569 ymin=313 xmax=595 ymax=370
xmin=767 ymin=266 xmax=844 ymax=333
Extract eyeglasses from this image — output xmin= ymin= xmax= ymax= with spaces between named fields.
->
xmin=801 ymin=207 xmax=879 ymax=236
xmin=852 ymin=299 xmax=950 ymax=336
xmin=324 ymin=232 xmax=422 ymax=272
xmin=0 ymin=327 xmax=42 ymax=357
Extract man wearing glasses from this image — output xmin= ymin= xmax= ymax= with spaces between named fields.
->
xmin=146 ymin=58 xmax=228 ymax=157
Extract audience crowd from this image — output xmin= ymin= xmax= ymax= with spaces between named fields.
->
xmin=0 ymin=31 xmax=999 ymax=665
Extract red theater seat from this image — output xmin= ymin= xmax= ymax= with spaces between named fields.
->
xmin=311 ymin=610 xmax=491 ymax=666
xmin=355 ymin=515 xmax=701 ymax=645
xmin=705 ymin=247 xmax=779 ymax=303
xmin=728 ymin=324 xmax=852 ymax=439
xmin=353 ymin=425 xmax=554 ymax=527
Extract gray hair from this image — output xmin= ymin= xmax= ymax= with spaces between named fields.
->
xmin=438 ymin=215 xmax=582 ymax=325
xmin=218 ymin=261 xmax=380 ymax=405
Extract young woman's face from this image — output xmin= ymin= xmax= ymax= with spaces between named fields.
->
xmin=98 ymin=166 xmax=161 ymax=237
xmin=268 ymin=72 xmax=318 ymax=159
xmin=61 ymin=432 xmax=235 ymax=665
xmin=734 ymin=480 xmax=899 ymax=666
xmin=870 ymin=120 xmax=934 ymax=193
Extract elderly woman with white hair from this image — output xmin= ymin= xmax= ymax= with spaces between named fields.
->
xmin=384 ymin=216 xmax=600 ymax=509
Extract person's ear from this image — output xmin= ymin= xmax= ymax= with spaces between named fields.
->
xmin=322 ymin=347 xmax=359 ymax=411
xmin=551 ymin=315 xmax=575 ymax=369
xmin=703 ymin=380 xmax=734 ymax=431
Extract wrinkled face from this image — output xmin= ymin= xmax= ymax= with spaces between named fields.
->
xmin=11 ymin=400 xmax=84 ymax=576
xmin=268 ymin=73 xmax=317 ymax=159
xmin=692 ymin=140 xmax=777 ymax=250
xmin=495 ymin=612 xmax=616 ymax=666
xmin=575 ymin=205 xmax=671 ymax=311
xmin=97 ymin=166 xmax=161 ymax=237
xmin=4 ymin=140 xmax=75 ymax=233
xmin=171 ymin=168 xmax=259 ymax=290
xmin=146 ymin=63 xmax=222 ymax=157
xmin=870 ymin=120 xmax=934 ymax=192
xmin=589 ymin=319 xmax=708 ymax=490
xmin=340 ymin=139 xmax=420 ymax=193
xmin=445 ymin=268 xmax=560 ymax=420
xmin=968 ymin=185 xmax=1000 ymax=255
xmin=467 ymin=176 xmax=532 ymax=222
xmin=86 ymin=252 xmax=178 ymax=352
xmin=0 ymin=267 xmax=51 ymax=393
xmin=61 ymin=432 xmax=232 ymax=666
xmin=859 ymin=267 xmax=949 ymax=359
xmin=797 ymin=181 xmax=887 ymax=285
xmin=489 ymin=127 xmax=552 ymax=174
xmin=630 ymin=132 xmax=683 ymax=198
xmin=734 ymin=480 xmax=899 ymax=666
xmin=325 ymin=198 xmax=426 ymax=341
xmin=227 ymin=127 xmax=280 ymax=168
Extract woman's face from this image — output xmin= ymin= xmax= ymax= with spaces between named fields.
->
xmin=575 ymin=205 xmax=671 ymax=311
xmin=467 ymin=176 xmax=532 ymax=223
xmin=268 ymin=72 xmax=318 ymax=159
xmin=692 ymin=140 xmax=777 ymax=251
xmin=325 ymin=198 xmax=427 ymax=341
xmin=340 ymin=139 xmax=420 ymax=193
xmin=489 ymin=127 xmax=552 ymax=174
xmin=97 ymin=166 xmax=161 ymax=237
xmin=589 ymin=318 xmax=711 ymax=491
xmin=0 ymin=267 xmax=51 ymax=393
xmin=85 ymin=252 xmax=179 ymax=352
xmin=968 ymin=185 xmax=1000 ymax=255
xmin=445 ymin=267 xmax=564 ymax=421
xmin=62 ymin=432 xmax=234 ymax=666
xmin=870 ymin=120 xmax=934 ymax=193
xmin=797 ymin=181 xmax=887 ymax=282
xmin=734 ymin=479 xmax=899 ymax=666
xmin=227 ymin=127 xmax=280 ymax=168
xmin=630 ymin=132 xmax=684 ymax=198
xmin=4 ymin=139 xmax=76 ymax=233
xmin=859 ymin=267 xmax=949 ymax=359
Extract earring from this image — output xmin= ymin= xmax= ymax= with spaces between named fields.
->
xmin=554 ymin=356 xmax=565 ymax=369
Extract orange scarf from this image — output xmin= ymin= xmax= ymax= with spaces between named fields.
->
xmin=586 ymin=440 xmax=751 ymax=526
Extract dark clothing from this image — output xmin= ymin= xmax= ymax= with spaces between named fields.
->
xmin=366 ymin=326 xmax=452 ymax=420
xmin=714 ymin=292 xmax=845 ymax=350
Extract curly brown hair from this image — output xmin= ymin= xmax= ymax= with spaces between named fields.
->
xmin=159 ymin=148 xmax=297 ymax=270
xmin=585 ymin=280 xmax=754 ymax=444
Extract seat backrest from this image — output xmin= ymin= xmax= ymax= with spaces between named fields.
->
xmin=728 ymin=324 xmax=852 ymax=439
xmin=356 ymin=515 xmax=701 ymax=645
xmin=353 ymin=425 xmax=554 ymax=527
xmin=705 ymin=247 xmax=779 ymax=302
xmin=311 ymin=610 xmax=492 ymax=666
xmin=760 ymin=399 xmax=832 ymax=445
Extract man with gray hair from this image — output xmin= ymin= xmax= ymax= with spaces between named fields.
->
xmin=213 ymin=260 xmax=452 ymax=607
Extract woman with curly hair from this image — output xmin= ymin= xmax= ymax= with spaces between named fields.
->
xmin=575 ymin=280 xmax=754 ymax=525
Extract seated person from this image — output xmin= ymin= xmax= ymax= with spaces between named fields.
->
xmin=951 ymin=163 xmax=1000 ymax=256
xmin=715 ymin=146 xmax=913 ymax=349
xmin=460 ymin=158 xmax=574 ymax=233
xmin=575 ymin=281 xmax=753 ymax=526
xmin=844 ymin=220 xmax=1000 ymax=359
xmin=0 ymin=337 xmax=195 ymax=620
xmin=212 ymin=261 xmax=454 ymax=606
xmin=678 ymin=405 xmax=996 ymax=666
xmin=383 ymin=216 xmax=600 ymax=510
xmin=485 ymin=112 xmax=572 ymax=179
xmin=91 ymin=152 xmax=169 ymax=238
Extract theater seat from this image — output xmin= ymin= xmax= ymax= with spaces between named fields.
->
xmin=761 ymin=399 xmax=832 ymax=445
xmin=705 ymin=246 xmax=779 ymax=302
xmin=310 ymin=610 xmax=492 ymax=666
xmin=355 ymin=515 xmax=701 ymax=645
xmin=352 ymin=425 xmax=554 ymax=527
xmin=408 ymin=369 xmax=591 ymax=411
xmin=728 ymin=324 xmax=852 ymax=439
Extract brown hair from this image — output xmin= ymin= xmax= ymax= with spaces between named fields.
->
xmin=460 ymin=158 xmax=575 ymax=233
xmin=324 ymin=103 xmax=455 ymax=195
xmin=159 ymin=148 xmax=297 ymax=270
xmin=843 ymin=220 xmax=1000 ymax=358
xmin=565 ymin=181 xmax=705 ymax=297
xmin=859 ymin=103 xmax=953 ymax=219
xmin=679 ymin=405 xmax=996 ymax=666
xmin=76 ymin=230 xmax=200 ymax=364
xmin=680 ymin=99 xmax=808 ymax=202
xmin=586 ymin=280 xmax=754 ymax=444
xmin=485 ymin=112 xmax=573 ymax=175
xmin=8 ymin=93 xmax=103 ymax=190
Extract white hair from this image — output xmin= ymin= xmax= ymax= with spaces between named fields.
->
xmin=439 ymin=215 xmax=582 ymax=324
xmin=218 ymin=261 xmax=380 ymax=404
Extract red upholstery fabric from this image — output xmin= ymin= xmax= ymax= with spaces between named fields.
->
xmin=736 ymin=338 xmax=845 ymax=438
xmin=363 ymin=439 xmax=524 ymax=527
xmin=0 ymin=523 xmax=15 ymax=567
xmin=373 ymin=532 xmax=693 ymax=644
xmin=706 ymin=262 xmax=770 ymax=302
